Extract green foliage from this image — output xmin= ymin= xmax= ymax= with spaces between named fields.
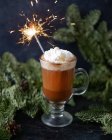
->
xmin=0 ymin=128 xmax=11 ymax=140
xmin=75 ymin=105 xmax=112 ymax=134
xmin=75 ymin=105 xmax=107 ymax=123
xmin=0 ymin=52 xmax=47 ymax=138
xmin=0 ymin=99 xmax=15 ymax=127
xmin=85 ymin=10 xmax=101 ymax=26
xmin=54 ymin=28 xmax=75 ymax=43
xmin=54 ymin=4 xmax=112 ymax=134
xmin=66 ymin=4 xmax=81 ymax=26
xmin=68 ymin=98 xmax=75 ymax=107
xmin=101 ymin=113 xmax=112 ymax=134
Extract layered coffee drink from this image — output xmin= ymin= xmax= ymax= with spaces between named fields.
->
xmin=40 ymin=47 xmax=77 ymax=102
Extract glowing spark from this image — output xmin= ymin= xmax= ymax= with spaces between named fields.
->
xmin=60 ymin=17 xmax=65 ymax=21
xmin=10 ymin=30 xmax=15 ymax=34
xmin=35 ymin=0 xmax=38 ymax=3
xmin=47 ymin=9 xmax=50 ymax=12
xmin=30 ymin=0 xmax=38 ymax=7
xmin=48 ymin=41 xmax=56 ymax=48
xmin=54 ymin=0 xmax=58 ymax=4
xmin=46 ymin=14 xmax=57 ymax=25
xmin=31 ymin=1 xmax=33 ymax=6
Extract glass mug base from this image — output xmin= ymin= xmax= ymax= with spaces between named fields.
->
xmin=41 ymin=111 xmax=73 ymax=127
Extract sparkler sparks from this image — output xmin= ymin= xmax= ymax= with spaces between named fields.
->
xmin=18 ymin=21 xmax=45 ymax=53
xmin=10 ymin=0 xmax=63 ymax=54
xmin=30 ymin=0 xmax=38 ymax=7
xmin=30 ymin=0 xmax=58 ymax=7
xmin=18 ymin=16 xmax=48 ymax=44
xmin=10 ymin=30 xmax=15 ymax=34
xmin=18 ymin=14 xmax=57 ymax=44
xmin=10 ymin=13 xmax=58 ymax=53
xmin=54 ymin=0 xmax=58 ymax=4
xmin=47 ymin=9 xmax=50 ymax=12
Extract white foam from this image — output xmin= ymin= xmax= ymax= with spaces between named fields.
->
xmin=40 ymin=59 xmax=76 ymax=71
xmin=43 ymin=47 xmax=75 ymax=64
xmin=40 ymin=47 xmax=77 ymax=71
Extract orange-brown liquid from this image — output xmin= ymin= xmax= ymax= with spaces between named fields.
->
xmin=42 ymin=68 xmax=74 ymax=102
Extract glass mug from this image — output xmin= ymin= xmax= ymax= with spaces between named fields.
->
xmin=40 ymin=56 xmax=89 ymax=127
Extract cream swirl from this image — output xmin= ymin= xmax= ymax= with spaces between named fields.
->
xmin=43 ymin=47 xmax=75 ymax=64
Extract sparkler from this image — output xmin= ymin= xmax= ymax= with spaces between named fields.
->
xmin=18 ymin=16 xmax=46 ymax=53
xmin=10 ymin=14 xmax=58 ymax=53
xmin=10 ymin=0 xmax=63 ymax=54
xmin=34 ymin=34 xmax=44 ymax=53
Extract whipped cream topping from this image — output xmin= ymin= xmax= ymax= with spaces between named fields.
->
xmin=43 ymin=47 xmax=75 ymax=64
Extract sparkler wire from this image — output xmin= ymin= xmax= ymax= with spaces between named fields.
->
xmin=34 ymin=35 xmax=45 ymax=53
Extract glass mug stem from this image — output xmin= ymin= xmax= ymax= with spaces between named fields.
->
xmin=50 ymin=102 xmax=65 ymax=118
xmin=42 ymin=101 xmax=73 ymax=127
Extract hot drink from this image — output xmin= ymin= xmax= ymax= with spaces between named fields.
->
xmin=40 ymin=47 xmax=89 ymax=127
xmin=42 ymin=68 xmax=74 ymax=102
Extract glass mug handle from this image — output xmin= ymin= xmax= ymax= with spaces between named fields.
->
xmin=72 ymin=68 xmax=89 ymax=96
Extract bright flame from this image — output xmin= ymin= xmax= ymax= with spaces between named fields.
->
xmin=22 ymin=25 xmax=36 ymax=40
xmin=19 ymin=21 xmax=47 ymax=44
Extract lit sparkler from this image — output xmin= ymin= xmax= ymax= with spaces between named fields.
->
xmin=10 ymin=0 xmax=64 ymax=54
xmin=18 ymin=15 xmax=48 ymax=53
xmin=10 ymin=13 xmax=58 ymax=53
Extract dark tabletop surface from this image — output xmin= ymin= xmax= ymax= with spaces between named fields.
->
xmin=11 ymin=97 xmax=112 ymax=140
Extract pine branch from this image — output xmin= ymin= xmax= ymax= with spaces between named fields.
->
xmin=85 ymin=10 xmax=101 ymax=26
xmin=101 ymin=113 xmax=112 ymax=134
xmin=66 ymin=4 xmax=81 ymax=26
xmin=0 ymin=99 xmax=15 ymax=128
xmin=75 ymin=105 xmax=107 ymax=123
xmin=76 ymin=106 xmax=112 ymax=134
xmin=0 ymin=52 xmax=48 ymax=137
xmin=0 ymin=128 xmax=11 ymax=140
xmin=53 ymin=28 xmax=75 ymax=43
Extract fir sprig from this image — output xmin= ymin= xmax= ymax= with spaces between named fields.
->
xmin=0 ymin=52 xmax=47 ymax=138
xmin=75 ymin=106 xmax=112 ymax=134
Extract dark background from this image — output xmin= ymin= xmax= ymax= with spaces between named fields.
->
xmin=1 ymin=1 xmax=112 ymax=139
xmin=0 ymin=0 xmax=112 ymax=69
